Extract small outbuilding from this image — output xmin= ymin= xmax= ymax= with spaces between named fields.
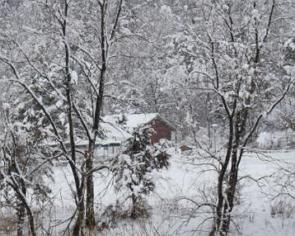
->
xmin=104 ymin=113 xmax=176 ymax=144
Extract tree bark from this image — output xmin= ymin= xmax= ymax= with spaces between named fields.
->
xmin=85 ymin=0 xmax=108 ymax=229
xmin=16 ymin=194 xmax=26 ymax=236
xmin=85 ymin=141 xmax=96 ymax=229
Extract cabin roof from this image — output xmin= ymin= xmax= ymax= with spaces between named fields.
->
xmin=97 ymin=120 xmax=132 ymax=144
xmin=103 ymin=113 xmax=175 ymax=131
xmin=48 ymin=113 xmax=175 ymax=147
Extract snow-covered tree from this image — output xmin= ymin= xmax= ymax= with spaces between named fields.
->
xmin=0 ymin=93 xmax=54 ymax=236
xmin=171 ymin=1 xmax=294 ymax=234
xmin=112 ymin=126 xmax=170 ymax=218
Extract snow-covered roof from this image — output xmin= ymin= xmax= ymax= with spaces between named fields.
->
xmin=74 ymin=121 xmax=132 ymax=146
xmin=75 ymin=114 xmax=160 ymax=146
xmin=96 ymin=121 xmax=132 ymax=145
xmin=104 ymin=113 xmax=158 ymax=130
xmin=104 ymin=113 xmax=175 ymax=131
xmin=48 ymin=113 xmax=173 ymax=147
xmin=93 ymin=113 xmax=176 ymax=145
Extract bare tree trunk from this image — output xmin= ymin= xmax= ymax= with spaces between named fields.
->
xmin=210 ymin=108 xmax=253 ymax=236
xmin=210 ymin=115 xmax=234 ymax=235
xmin=61 ymin=1 xmax=86 ymax=234
xmin=73 ymin=192 xmax=85 ymax=236
xmin=86 ymin=0 xmax=109 ymax=229
xmin=84 ymin=0 xmax=123 ymax=229
xmin=10 ymin=182 xmax=36 ymax=236
xmin=85 ymin=141 xmax=96 ymax=229
xmin=9 ymin=147 xmax=37 ymax=236
xmin=26 ymin=207 xmax=36 ymax=236
xmin=16 ymin=196 xmax=26 ymax=236
xmin=130 ymin=192 xmax=138 ymax=219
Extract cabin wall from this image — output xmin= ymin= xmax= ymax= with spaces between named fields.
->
xmin=150 ymin=118 xmax=173 ymax=144
xmin=94 ymin=145 xmax=121 ymax=158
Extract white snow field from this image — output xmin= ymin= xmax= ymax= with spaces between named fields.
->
xmin=1 ymin=151 xmax=294 ymax=236
xmin=40 ymin=150 xmax=295 ymax=236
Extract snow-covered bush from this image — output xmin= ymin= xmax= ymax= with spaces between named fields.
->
xmin=0 ymin=97 xmax=54 ymax=236
xmin=271 ymin=199 xmax=295 ymax=219
xmin=111 ymin=127 xmax=170 ymax=219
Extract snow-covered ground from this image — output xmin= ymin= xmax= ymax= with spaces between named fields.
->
xmin=2 ymin=151 xmax=294 ymax=235
xmin=41 ymin=150 xmax=295 ymax=236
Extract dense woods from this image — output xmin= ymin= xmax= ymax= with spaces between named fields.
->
xmin=0 ymin=0 xmax=295 ymax=235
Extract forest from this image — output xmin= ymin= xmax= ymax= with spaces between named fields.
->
xmin=0 ymin=0 xmax=295 ymax=235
